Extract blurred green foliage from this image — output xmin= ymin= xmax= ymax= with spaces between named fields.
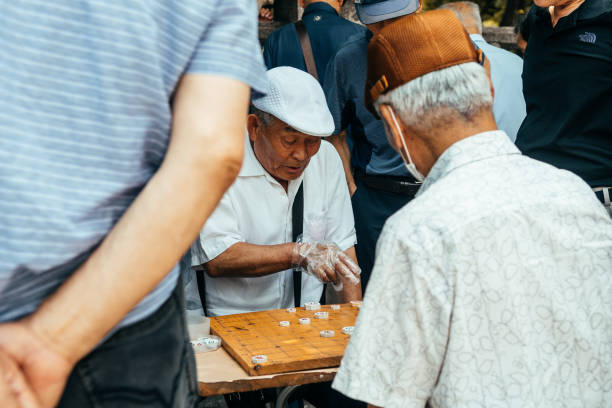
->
xmin=422 ymin=0 xmax=533 ymax=26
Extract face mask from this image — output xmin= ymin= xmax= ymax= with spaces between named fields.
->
xmin=387 ymin=107 xmax=425 ymax=183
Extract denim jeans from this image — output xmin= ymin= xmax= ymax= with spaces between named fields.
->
xmin=57 ymin=282 xmax=199 ymax=408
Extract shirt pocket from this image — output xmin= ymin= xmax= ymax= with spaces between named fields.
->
xmin=303 ymin=210 xmax=328 ymax=243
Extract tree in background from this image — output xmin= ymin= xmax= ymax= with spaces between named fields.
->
xmin=423 ymin=0 xmax=532 ymax=26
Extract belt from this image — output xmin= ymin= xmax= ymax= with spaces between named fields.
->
xmin=593 ymin=187 xmax=611 ymax=206
xmin=354 ymin=168 xmax=421 ymax=196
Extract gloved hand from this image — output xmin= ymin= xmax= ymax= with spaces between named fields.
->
xmin=292 ymin=240 xmax=361 ymax=291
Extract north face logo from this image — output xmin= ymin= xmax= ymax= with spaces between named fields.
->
xmin=578 ymin=32 xmax=597 ymax=43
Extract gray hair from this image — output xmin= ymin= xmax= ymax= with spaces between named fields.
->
xmin=374 ymin=62 xmax=492 ymax=130
xmin=438 ymin=2 xmax=483 ymax=34
xmin=251 ymin=106 xmax=276 ymax=127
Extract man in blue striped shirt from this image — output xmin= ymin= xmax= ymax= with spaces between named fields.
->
xmin=0 ymin=1 xmax=267 ymax=407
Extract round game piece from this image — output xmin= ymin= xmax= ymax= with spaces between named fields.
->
xmin=342 ymin=326 xmax=355 ymax=335
xmin=286 ymin=307 xmax=296 ymax=313
xmin=279 ymin=320 xmax=290 ymax=327
xmin=202 ymin=335 xmax=222 ymax=350
xmin=350 ymin=300 xmax=363 ymax=308
xmin=314 ymin=311 xmax=329 ymax=319
xmin=320 ymin=330 xmax=335 ymax=338
xmin=299 ymin=317 xmax=311 ymax=325
xmin=330 ymin=304 xmax=341 ymax=310
xmin=304 ymin=301 xmax=321 ymax=311
xmin=252 ymin=355 xmax=268 ymax=364
xmin=191 ymin=336 xmax=222 ymax=353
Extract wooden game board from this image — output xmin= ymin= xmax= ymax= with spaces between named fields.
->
xmin=209 ymin=304 xmax=359 ymax=376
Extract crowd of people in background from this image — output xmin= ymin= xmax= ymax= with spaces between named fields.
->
xmin=1 ymin=0 xmax=611 ymax=408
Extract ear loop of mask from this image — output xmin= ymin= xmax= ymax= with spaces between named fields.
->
xmin=387 ymin=106 xmax=425 ymax=183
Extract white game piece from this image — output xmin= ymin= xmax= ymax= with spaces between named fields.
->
xmin=304 ymin=301 xmax=321 ymax=311
xmin=202 ymin=335 xmax=222 ymax=350
xmin=320 ymin=330 xmax=335 ymax=338
xmin=314 ymin=311 xmax=329 ymax=319
xmin=299 ymin=317 xmax=311 ymax=325
xmin=279 ymin=320 xmax=290 ymax=327
xmin=190 ymin=336 xmax=222 ymax=353
xmin=342 ymin=326 xmax=355 ymax=335
xmin=286 ymin=307 xmax=296 ymax=313
xmin=252 ymin=355 xmax=268 ymax=364
xmin=330 ymin=304 xmax=341 ymax=310
xmin=350 ymin=300 xmax=363 ymax=308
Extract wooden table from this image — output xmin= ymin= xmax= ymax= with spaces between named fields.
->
xmin=196 ymin=347 xmax=338 ymax=397
xmin=189 ymin=306 xmax=357 ymax=401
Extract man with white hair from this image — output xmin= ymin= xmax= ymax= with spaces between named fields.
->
xmin=439 ymin=1 xmax=526 ymax=141
xmin=333 ymin=10 xmax=612 ymax=408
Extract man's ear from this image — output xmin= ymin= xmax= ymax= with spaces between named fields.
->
xmin=247 ymin=114 xmax=260 ymax=143
xmin=378 ymin=104 xmax=405 ymax=152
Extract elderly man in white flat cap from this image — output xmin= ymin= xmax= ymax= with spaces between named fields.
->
xmin=190 ymin=66 xmax=361 ymax=322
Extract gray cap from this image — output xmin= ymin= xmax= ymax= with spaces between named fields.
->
xmin=354 ymin=0 xmax=420 ymax=24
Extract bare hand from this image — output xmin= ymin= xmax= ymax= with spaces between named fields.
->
xmin=0 ymin=350 xmax=40 ymax=408
xmin=259 ymin=7 xmax=274 ymax=20
xmin=0 ymin=321 xmax=74 ymax=408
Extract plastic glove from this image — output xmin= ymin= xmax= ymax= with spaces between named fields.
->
xmin=292 ymin=241 xmax=361 ymax=291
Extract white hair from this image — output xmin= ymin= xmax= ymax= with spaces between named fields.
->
xmin=438 ymin=2 xmax=483 ymax=34
xmin=374 ymin=62 xmax=492 ymax=130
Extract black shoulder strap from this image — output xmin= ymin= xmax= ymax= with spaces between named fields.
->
xmin=292 ymin=183 xmax=304 ymax=307
xmin=294 ymin=20 xmax=319 ymax=81
xmin=195 ymin=266 xmax=208 ymax=316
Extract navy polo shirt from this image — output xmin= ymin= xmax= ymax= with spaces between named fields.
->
xmin=516 ymin=1 xmax=612 ymax=187
xmin=323 ymin=31 xmax=411 ymax=177
xmin=263 ymin=2 xmax=366 ymax=82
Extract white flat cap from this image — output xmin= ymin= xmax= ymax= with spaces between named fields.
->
xmin=252 ymin=66 xmax=334 ymax=137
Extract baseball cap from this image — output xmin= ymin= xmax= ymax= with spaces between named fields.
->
xmin=354 ymin=0 xmax=420 ymax=24
xmin=365 ymin=9 xmax=483 ymax=113
xmin=252 ymin=66 xmax=334 ymax=137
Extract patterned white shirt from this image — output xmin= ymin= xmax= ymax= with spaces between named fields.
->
xmin=333 ymin=131 xmax=612 ymax=408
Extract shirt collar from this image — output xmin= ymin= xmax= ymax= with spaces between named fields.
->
xmin=417 ymin=130 xmax=520 ymax=196
xmin=469 ymin=33 xmax=486 ymax=44
xmin=534 ymin=0 xmax=611 ymax=28
xmin=238 ymin=132 xmax=306 ymax=194
xmin=303 ymin=2 xmax=339 ymax=16
xmin=238 ymin=132 xmax=266 ymax=177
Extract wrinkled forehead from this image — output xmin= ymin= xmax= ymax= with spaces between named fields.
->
xmin=260 ymin=117 xmax=321 ymax=143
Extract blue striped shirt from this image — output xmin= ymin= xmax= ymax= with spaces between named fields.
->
xmin=0 ymin=1 xmax=267 ymax=327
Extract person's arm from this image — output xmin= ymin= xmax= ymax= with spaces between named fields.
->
xmin=205 ymin=242 xmax=359 ymax=289
xmin=0 ymin=74 xmax=250 ymax=408
xmin=336 ymin=246 xmax=361 ymax=302
xmin=205 ymin=242 xmax=295 ymax=278
xmin=332 ymin=227 xmax=452 ymax=407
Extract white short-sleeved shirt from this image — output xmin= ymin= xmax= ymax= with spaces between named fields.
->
xmin=333 ymin=131 xmax=612 ymax=408
xmin=191 ymin=136 xmax=356 ymax=317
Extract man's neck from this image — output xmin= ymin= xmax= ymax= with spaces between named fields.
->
xmin=549 ymin=0 xmax=585 ymax=26
xmin=304 ymin=0 xmax=341 ymax=14
xmin=416 ymin=110 xmax=498 ymax=176
xmin=367 ymin=16 xmax=404 ymax=35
